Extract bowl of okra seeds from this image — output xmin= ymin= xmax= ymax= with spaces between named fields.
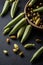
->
xmin=24 ymin=0 xmax=43 ymax=29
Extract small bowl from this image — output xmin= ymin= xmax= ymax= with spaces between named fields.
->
xmin=24 ymin=0 xmax=43 ymax=30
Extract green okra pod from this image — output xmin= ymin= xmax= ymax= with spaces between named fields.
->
xmin=4 ymin=12 xmax=25 ymax=29
xmin=10 ymin=0 xmax=19 ymax=18
xmin=28 ymin=0 xmax=37 ymax=7
xmin=9 ymin=18 xmax=27 ymax=35
xmin=21 ymin=25 xmax=32 ymax=43
xmin=0 ymin=0 xmax=10 ymax=16
xmin=30 ymin=46 xmax=43 ymax=63
xmin=33 ymin=7 xmax=43 ymax=12
xmin=24 ymin=44 xmax=35 ymax=49
xmin=3 ymin=28 xmax=11 ymax=35
xmin=17 ymin=25 xmax=26 ymax=39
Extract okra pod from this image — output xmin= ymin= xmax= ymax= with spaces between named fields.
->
xmin=17 ymin=25 xmax=26 ymax=39
xmin=10 ymin=0 xmax=19 ymax=18
xmin=30 ymin=46 xmax=43 ymax=63
xmin=24 ymin=44 xmax=35 ymax=49
xmin=28 ymin=0 xmax=37 ymax=7
xmin=3 ymin=28 xmax=11 ymax=35
xmin=21 ymin=25 xmax=32 ymax=43
xmin=33 ymin=7 xmax=43 ymax=12
xmin=35 ymin=18 xmax=41 ymax=25
xmin=9 ymin=18 xmax=27 ymax=35
xmin=0 ymin=0 xmax=10 ymax=16
xmin=4 ymin=12 xmax=25 ymax=29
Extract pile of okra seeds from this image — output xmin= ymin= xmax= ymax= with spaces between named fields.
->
xmin=0 ymin=0 xmax=43 ymax=64
xmin=26 ymin=0 xmax=43 ymax=27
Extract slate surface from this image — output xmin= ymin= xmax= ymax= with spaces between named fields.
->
xmin=0 ymin=0 xmax=43 ymax=65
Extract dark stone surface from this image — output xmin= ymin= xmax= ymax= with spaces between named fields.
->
xmin=0 ymin=0 xmax=43 ymax=65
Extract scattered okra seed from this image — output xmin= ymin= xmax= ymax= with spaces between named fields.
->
xmin=3 ymin=50 xmax=8 ymax=55
xmin=35 ymin=39 xmax=42 ymax=43
xmin=6 ymin=38 xmax=10 ymax=43
xmin=10 ymin=35 xmax=16 ymax=39
xmin=14 ymin=44 xmax=19 ymax=50
xmin=19 ymin=51 xmax=24 ymax=57
xmin=13 ymin=49 xmax=18 ymax=53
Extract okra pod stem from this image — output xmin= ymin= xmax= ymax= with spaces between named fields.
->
xmin=21 ymin=25 xmax=32 ymax=43
xmin=0 ymin=0 xmax=10 ymax=16
xmin=30 ymin=46 xmax=43 ymax=63
xmin=9 ymin=18 xmax=27 ymax=35
xmin=4 ymin=12 xmax=25 ymax=29
xmin=33 ymin=7 xmax=43 ymax=12
xmin=10 ymin=0 xmax=19 ymax=18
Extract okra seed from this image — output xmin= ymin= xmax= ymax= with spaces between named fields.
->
xmin=35 ymin=39 xmax=42 ymax=43
xmin=39 ymin=3 xmax=42 ymax=6
xmin=30 ymin=19 xmax=33 ymax=22
xmin=3 ymin=50 xmax=8 ymax=55
xmin=30 ymin=11 xmax=33 ymax=13
xmin=13 ymin=49 xmax=18 ymax=53
xmin=19 ymin=51 xmax=24 ymax=57
xmin=33 ymin=13 xmax=36 ymax=16
xmin=31 ymin=8 xmax=33 ymax=10
xmin=14 ymin=44 xmax=19 ymax=50
xmin=6 ymin=38 xmax=10 ymax=43
xmin=27 ymin=13 xmax=30 ymax=17
xmin=36 ymin=6 xmax=39 ymax=9
xmin=10 ymin=35 xmax=16 ymax=39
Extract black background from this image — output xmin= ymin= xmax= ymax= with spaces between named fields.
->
xmin=0 ymin=0 xmax=43 ymax=65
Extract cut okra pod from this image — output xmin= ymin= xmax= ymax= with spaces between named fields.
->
xmin=33 ymin=7 xmax=43 ymax=13
xmin=24 ymin=44 xmax=35 ymax=49
xmin=21 ymin=25 xmax=32 ymax=43
xmin=9 ymin=18 xmax=27 ymax=35
xmin=4 ymin=12 xmax=25 ymax=29
xmin=17 ymin=25 xmax=26 ymax=39
xmin=10 ymin=0 xmax=19 ymax=18
xmin=0 ymin=0 xmax=10 ymax=16
xmin=30 ymin=46 xmax=43 ymax=63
